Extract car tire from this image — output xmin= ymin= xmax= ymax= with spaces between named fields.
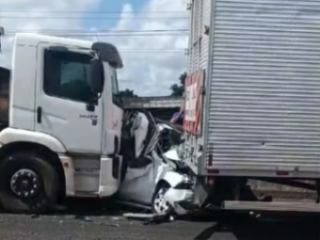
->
xmin=0 ymin=151 xmax=59 ymax=213
xmin=151 ymin=182 xmax=173 ymax=215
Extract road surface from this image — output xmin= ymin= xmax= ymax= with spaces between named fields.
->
xmin=0 ymin=202 xmax=319 ymax=240
xmin=1 ymin=212 xmax=319 ymax=240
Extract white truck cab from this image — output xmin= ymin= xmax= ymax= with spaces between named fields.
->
xmin=0 ymin=33 xmax=154 ymax=213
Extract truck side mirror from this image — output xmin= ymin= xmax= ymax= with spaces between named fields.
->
xmin=90 ymin=58 xmax=104 ymax=94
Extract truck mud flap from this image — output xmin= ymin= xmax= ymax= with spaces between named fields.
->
xmin=112 ymin=156 xmax=121 ymax=180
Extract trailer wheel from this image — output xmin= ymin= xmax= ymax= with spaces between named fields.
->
xmin=0 ymin=151 xmax=59 ymax=213
xmin=152 ymin=182 xmax=173 ymax=215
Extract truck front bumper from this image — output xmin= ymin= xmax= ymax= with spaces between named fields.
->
xmin=59 ymin=155 xmax=122 ymax=198
xmin=99 ymin=156 xmax=123 ymax=197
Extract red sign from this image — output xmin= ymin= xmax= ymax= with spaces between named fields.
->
xmin=183 ymin=69 xmax=204 ymax=135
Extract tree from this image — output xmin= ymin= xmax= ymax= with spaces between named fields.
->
xmin=118 ymin=89 xmax=138 ymax=97
xmin=170 ymin=72 xmax=187 ymax=97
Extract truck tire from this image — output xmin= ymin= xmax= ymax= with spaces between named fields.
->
xmin=0 ymin=151 xmax=59 ymax=213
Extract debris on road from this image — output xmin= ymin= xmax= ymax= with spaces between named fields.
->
xmin=108 ymin=223 xmax=120 ymax=227
xmin=123 ymin=213 xmax=156 ymax=219
xmin=75 ymin=215 xmax=92 ymax=222
xmin=123 ymin=212 xmax=175 ymax=225
xmin=106 ymin=223 xmax=120 ymax=227
xmin=98 ymin=221 xmax=120 ymax=228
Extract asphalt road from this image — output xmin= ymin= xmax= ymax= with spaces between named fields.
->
xmin=0 ymin=204 xmax=319 ymax=240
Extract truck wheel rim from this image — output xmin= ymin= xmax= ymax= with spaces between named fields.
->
xmin=154 ymin=188 xmax=170 ymax=214
xmin=10 ymin=169 xmax=41 ymax=199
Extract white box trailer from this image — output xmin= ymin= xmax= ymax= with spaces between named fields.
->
xmin=184 ymin=0 xmax=320 ymax=212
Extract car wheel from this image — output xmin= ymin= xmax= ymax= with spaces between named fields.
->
xmin=152 ymin=182 xmax=173 ymax=215
xmin=0 ymin=151 xmax=59 ymax=213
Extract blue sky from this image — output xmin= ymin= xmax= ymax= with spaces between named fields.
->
xmin=72 ymin=0 xmax=188 ymax=96
xmin=0 ymin=0 xmax=188 ymax=96
xmin=83 ymin=0 xmax=146 ymax=30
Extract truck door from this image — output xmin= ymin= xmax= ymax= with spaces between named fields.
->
xmin=35 ymin=44 xmax=102 ymax=154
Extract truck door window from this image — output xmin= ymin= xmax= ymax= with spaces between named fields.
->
xmin=43 ymin=50 xmax=95 ymax=103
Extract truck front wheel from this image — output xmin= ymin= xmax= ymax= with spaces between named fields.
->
xmin=0 ymin=151 xmax=59 ymax=213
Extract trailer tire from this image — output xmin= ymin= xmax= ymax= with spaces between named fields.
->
xmin=0 ymin=151 xmax=59 ymax=213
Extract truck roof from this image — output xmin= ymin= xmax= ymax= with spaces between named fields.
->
xmin=14 ymin=33 xmax=123 ymax=68
xmin=14 ymin=33 xmax=92 ymax=50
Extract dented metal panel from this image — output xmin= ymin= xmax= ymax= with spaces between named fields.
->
xmin=185 ymin=0 xmax=212 ymax=173
xmin=189 ymin=0 xmax=211 ymax=71
xmin=190 ymin=0 xmax=203 ymax=72
xmin=205 ymin=0 xmax=320 ymax=177
xmin=200 ymin=0 xmax=211 ymax=69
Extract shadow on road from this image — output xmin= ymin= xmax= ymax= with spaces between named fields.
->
xmin=2 ymin=198 xmax=320 ymax=240
xmin=1 ymin=197 xmax=145 ymax=217
xmin=193 ymin=213 xmax=320 ymax=240
xmin=52 ymin=198 xmax=152 ymax=219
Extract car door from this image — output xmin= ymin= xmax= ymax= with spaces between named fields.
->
xmin=118 ymin=158 xmax=156 ymax=205
xmin=118 ymin=111 xmax=161 ymax=205
xmin=35 ymin=44 xmax=102 ymax=154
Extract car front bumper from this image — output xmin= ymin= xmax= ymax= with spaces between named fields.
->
xmin=164 ymin=188 xmax=195 ymax=215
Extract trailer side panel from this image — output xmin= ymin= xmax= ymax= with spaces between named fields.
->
xmin=204 ymin=0 xmax=320 ymax=178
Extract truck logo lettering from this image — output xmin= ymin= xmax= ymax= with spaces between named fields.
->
xmin=79 ymin=114 xmax=97 ymax=119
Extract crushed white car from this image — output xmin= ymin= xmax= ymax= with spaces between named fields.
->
xmin=117 ymin=115 xmax=194 ymax=216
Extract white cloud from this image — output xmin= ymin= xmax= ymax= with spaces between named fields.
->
xmin=105 ymin=0 xmax=189 ymax=96
xmin=0 ymin=0 xmax=101 ymax=66
xmin=0 ymin=0 xmax=189 ymax=96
